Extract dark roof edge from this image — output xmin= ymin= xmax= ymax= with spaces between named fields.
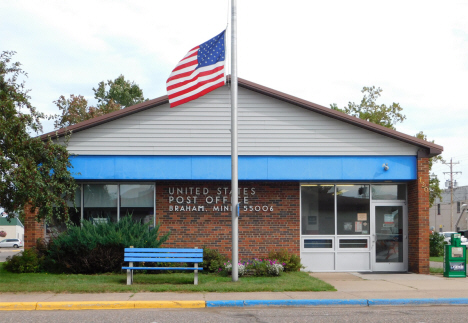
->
xmin=233 ymin=76 xmax=443 ymax=157
xmin=41 ymin=76 xmax=443 ymax=157
xmin=40 ymin=95 xmax=169 ymax=140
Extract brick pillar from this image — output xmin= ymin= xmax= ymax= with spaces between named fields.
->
xmin=408 ymin=157 xmax=430 ymax=274
xmin=23 ymin=204 xmax=45 ymax=249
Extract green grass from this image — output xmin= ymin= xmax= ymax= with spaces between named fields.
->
xmin=430 ymin=256 xmax=468 ymax=263
xmin=430 ymin=256 xmax=443 ymax=262
xmin=0 ymin=263 xmax=335 ymax=293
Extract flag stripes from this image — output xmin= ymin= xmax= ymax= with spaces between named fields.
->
xmin=167 ymin=30 xmax=225 ymax=108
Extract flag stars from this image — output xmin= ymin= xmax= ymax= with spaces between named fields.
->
xmin=196 ymin=30 xmax=225 ymax=69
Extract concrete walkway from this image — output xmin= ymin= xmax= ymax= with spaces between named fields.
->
xmin=1 ymin=270 xmax=468 ymax=310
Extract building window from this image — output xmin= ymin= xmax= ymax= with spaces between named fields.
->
xmin=83 ymin=184 xmax=118 ymax=223
xmin=371 ymin=184 xmax=406 ymax=200
xmin=438 ymin=203 xmax=441 ymax=215
xmin=301 ymin=185 xmax=335 ymax=235
xmin=457 ymin=201 xmax=461 ymax=213
xmin=336 ymin=185 xmax=370 ymax=235
xmin=120 ymin=184 xmax=155 ymax=228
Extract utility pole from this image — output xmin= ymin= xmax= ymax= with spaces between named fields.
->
xmin=443 ymin=158 xmax=461 ymax=231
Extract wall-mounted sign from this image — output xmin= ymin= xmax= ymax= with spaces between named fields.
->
xmin=167 ymin=186 xmax=274 ymax=213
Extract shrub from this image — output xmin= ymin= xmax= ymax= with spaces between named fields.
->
xmin=224 ymin=261 xmax=246 ymax=276
xmin=4 ymin=248 xmax=43 ymax=273
xmin=267 ymin=249 xmax=304 ymax=272
xmin=201 ymin=247 xmax=228 ymax=273
xmin=41 ymin=215 xmax=170 ymax=274
xmin=0 ymin=230 xmax=6 ymax=237
xmin=430 ymin=231 xmax=445 ymax=257
xmin=223 ymin=259 xmax=284 ymax=277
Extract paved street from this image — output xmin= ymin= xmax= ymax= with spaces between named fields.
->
xmin=2 ymin=305 xmax=468 ymax=323
xmin=0 ymin=248 xmax=22 ymax=262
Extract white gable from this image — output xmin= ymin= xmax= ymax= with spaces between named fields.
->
xmin=64 ymin=86 xmax=418 ymax=156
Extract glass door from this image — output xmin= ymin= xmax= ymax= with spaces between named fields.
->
xmin=371 ymin=204 xmax=407 ymax=271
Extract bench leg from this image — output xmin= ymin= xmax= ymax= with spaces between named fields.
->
xmin=194 ymin=263 xmax=198 ymax=285
xmin=127 ymin=269 xmax=132 ymax=285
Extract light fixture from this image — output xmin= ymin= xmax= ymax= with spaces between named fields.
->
xmin=382 ymin=163 xmax=389 ymax=171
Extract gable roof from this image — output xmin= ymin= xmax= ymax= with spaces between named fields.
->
xmin=0 ymin=217 xmax=24 ymax=227
xmin=41 ymin=77 xmax=443 ymax=157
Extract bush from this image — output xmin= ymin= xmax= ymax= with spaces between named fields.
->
xmin=430 ymin=231 xmax=445 ymax=257
xmin=41 ymin=215 xmax=170 ymax=274
xmin=4 ymin=248 xmax=43 ymax=273
xmin=267 ymin=249 xmax=304 ymax=272
xmin=223 ymin=259 xmax=284 ymax=277
xmin=201 ymin=247 xmax=228 ymax=273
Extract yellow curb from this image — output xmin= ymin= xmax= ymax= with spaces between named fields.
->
xmin=0 ymin=302 xmax=37 ymax=311
xmin=1 ymin=300 xmax=206 ymax=311
xmin=134 ymin=301 xmax=205 ymax=309
xmin=36 ymin=301 xmax=135 ymax=310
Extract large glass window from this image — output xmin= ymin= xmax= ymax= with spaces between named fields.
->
xmin=67 ymin=187 xmax=82 ymax=226
xmin=372 ymin=184 xmax=406 ymax=200
xmin=301 ymin=185 xmax=335 ymax=235
xmin=336 ymin=185 xmax=370 ymax=235
xmin=120 ymin=184 xmax=155 ymax=228
xmin=83 ymin=184 xmax=118 ymax=223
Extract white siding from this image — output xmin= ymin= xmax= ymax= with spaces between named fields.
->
xmin=64 ymin=86 xmax=418 ymax=156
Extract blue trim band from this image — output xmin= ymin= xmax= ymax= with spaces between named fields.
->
xmin=70 ymin=155 xmax=417 ymax=181
xmin=206 ymin=299 xmax=368 ymax=307
xmin=368 ymin=298 xmax=468 ymax=306
xmin=206 ymin=298 xmax=468 ymax=308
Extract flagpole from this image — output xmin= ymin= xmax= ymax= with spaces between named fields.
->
xmin=230 ymin=0 xmax=239 ymax=282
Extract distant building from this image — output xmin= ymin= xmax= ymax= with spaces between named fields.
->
xmin=429 ymin=185 xmax=468 ymax=232
xmin=0 ymin=217 xmax=24 ymax=241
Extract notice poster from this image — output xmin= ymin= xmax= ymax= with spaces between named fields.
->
xmin=344 ymin=222 xmax=353 ymax=231
xmin=384 ymin=214 xmax=394 ymax=224
xmin=357 ymin=213 xmax=367 ymax=221
xmin=355 ymin=221 xmax=362 ymax=233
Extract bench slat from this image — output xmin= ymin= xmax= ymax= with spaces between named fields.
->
xmin=124 ymin=253 xmax=203 ymax=258
xmin=122 ymin=267 xmax=203 ymax=270
xmin=124 ymin=257 xmax=203 ymax=262
xmin=124 ymin=248 xmax=202 ymax=253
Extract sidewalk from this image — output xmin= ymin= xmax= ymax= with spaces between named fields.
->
xmin=2 ymin=269 xmax=468 ymax=310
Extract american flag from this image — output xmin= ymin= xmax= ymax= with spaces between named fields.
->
xmin=166 ymin=30 xmax=226 ymax=108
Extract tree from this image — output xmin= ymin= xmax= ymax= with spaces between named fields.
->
xmin=53 ymin=94 xmax=120 ymax=129
xmin=93 ymin=74 xmax=145 ymax=109
xmin=415 ymin=131 xmax=444 ymax=207
xmin=54 ymin=75 xmax=146 ymax=129
xmin=330 ymin=86 xmax=406 ymax=130
xmin=331 ymin=86 xmax=443 ymax=207
xmin=0 ymin=51 xmax=77 ymax=223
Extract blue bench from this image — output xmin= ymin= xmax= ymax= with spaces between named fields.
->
xmin=122 ymin=248 xmax=204 ymax=285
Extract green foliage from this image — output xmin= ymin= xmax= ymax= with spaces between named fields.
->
xmin=201 ymin=247 xmax=229 ymax=273
xmin=268 ymin=249 xmax=304 ymax=272
xmin=93 ymin=74 xmax=146 ymax=109
xmin=223 ymin=258 xmax=285 ymax=277
xmin=41 ymin=216 xmax=170 ymax=274
xmin=429 ymin=231 xmax=445 ymax=257
xmin=54 ymin=75 xmax=146 ymax=129
xmin=330 ymin=86 xmax=406 ymax=130
xmin=4 ymin=248 xmax=43 ymax=273
xmin=0 ymin=51 xmax=77 ymax=223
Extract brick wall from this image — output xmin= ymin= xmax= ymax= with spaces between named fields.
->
xmin=408 ymin=157 xmax=430 ymax=274
xmin=156 ymin=181 xmax=300 ymax=259
xmin=23 ymin=204 xmax=45 ymax=249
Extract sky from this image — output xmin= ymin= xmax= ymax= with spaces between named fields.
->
xmin=1 ymin=0 xmax=468 ymax=188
